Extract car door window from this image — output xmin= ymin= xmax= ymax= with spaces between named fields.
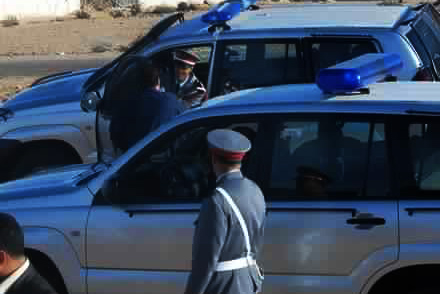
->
xmin=408 ymin=122 xmax=440 ymax=192
xmin=108 ymin=118 xmax=261 ymax=205
xmin=152 ymin=45 xmax=213 ymax=95
xmin=269 ymin=117 xmax=388 ymax=199
xmin=310 ymin=39 xmax=378 ymax=77
xmin=216 ymin=40 xmax=302 ymax=95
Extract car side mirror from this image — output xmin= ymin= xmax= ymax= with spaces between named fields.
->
xmin=81 ymin=91 xmax=100 ymax=112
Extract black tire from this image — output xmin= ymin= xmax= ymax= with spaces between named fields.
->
xmin=403 ymin=277 xmax=439 ymax=294
xmin=407 ymin=287 xmax=438 ymax=294
xmin=10 ymin=145 xmax=80 ymax=180
xmin=27 ymin=250 xmax=68 ymax=294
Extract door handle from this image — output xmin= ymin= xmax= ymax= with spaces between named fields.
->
xmin=346 ymin=217 xmax=386 ymax=226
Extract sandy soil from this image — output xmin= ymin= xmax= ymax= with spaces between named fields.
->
xmin=0 ymin=10 xmax=199 ymax=97
xmin=0 ymin=14 xmax=163 ymax=56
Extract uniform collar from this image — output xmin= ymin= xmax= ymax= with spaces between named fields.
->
xmin=178 ymin=73 xmax=192 ymax=88
xmin=216 ymin=169 xmax=241 ymax=183
xmin=144 ymin=87 xmax=160 ymax=94
xmin=0 ymin=258 xmax=29 ymax=294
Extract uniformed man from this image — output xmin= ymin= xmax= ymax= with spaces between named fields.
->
xmin=184 ymin=129 xmax=266 ymax=294
xmin=167 ymin=49 xmax=208 ymax=109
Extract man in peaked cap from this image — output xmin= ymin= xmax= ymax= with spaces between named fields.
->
xmin=169 ymin=49 xmax=208 ymax=109
xmin=184 ymin=129 xmax=266 ymax=294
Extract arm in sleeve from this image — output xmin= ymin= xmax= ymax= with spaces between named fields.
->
xmin=184 ymin=194 xmax=227 ymax=294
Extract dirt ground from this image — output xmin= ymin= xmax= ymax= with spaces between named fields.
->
xmin=0 ymin=10 xmax=201 ymax=98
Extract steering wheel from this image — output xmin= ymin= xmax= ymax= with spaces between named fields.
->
xmin=159 ymin=159 xmax=209 ymax=199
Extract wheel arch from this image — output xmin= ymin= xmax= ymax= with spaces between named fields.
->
xmin=23 ymin=227 xmax=86 ymax=294
xmin=3 ymin=124 xmax=94 ymax=164
xmin=15 ymin=139 xmax=82 ymax=163
xmin=366 ymin=264 xmax=440 ymax=294
xmin=25 ymin=248 xmax=69 ymax=294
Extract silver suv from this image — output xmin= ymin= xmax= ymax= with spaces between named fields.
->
xmin=2 ymin=1 xmax=440 ymax=182
xmin=2 ymin=54 xmax=440 ymax=294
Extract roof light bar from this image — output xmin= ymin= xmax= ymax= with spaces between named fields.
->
xmin=201 ymin=0 xmax=257 ymax=24
xmin=316 ymin=53 xmax=403 ymax=94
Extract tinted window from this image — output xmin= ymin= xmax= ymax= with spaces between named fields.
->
xmin=413 ymin=10 xmax=440 ymax=75
xmin=111 ymin=120 xmax=261 ymax=205
xmin=310 ymin=40 xmax=378 ymax=76
xmin=218 ymin=40 xmax=302 ymax=95
xmin=269 ymin=118 xmax=388 ymax=199
xmin=409 ymin=122 xmax=440 ymax=191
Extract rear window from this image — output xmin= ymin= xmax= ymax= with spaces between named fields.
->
xmin=412 ymin=7 xmax=440 ymax=75
xmin=406 ymin=28 xmax=432 ymax=70
xmin=216 ymin=40 xmax=303 ymax=95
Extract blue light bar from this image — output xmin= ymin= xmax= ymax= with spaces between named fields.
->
xmin=201 ymin=0 xmax=257 ymax=24
xmin=316 ymin=53 xmax=403 ymax=94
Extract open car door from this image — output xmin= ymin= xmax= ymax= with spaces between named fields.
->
xmin=82 ymin=12 xmax=184 ymax=93
xmin=81 ymin=12 xmax=185 ymax=163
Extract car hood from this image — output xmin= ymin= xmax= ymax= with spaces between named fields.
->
xmin=0 ymin=164 xmax=96 ymax=201
xmin=3 ymin=69 xmax=96 ymax=112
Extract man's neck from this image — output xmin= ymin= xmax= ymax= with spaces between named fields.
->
xmin=216 ymin=168 xmax=240 ymax=182
xmin=0 ymin=257 xmax=26 ymax=281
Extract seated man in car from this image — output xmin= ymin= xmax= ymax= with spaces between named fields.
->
xmin=163 ymin=49 xmax=208 ymax=109
xmin=110 ymin=64 xmax=185 ymax=154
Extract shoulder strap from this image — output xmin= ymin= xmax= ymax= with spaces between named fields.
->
xmin=216 ymin=187 xmax=251 ymax=255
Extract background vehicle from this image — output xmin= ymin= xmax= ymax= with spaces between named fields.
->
xmin=2 ymin=1 xmax=440 ymax=182
xmin=2 ymin=54 xmax=440 ymax=294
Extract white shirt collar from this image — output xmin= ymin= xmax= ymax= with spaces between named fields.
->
xmin=216 ymin=169 xmax=241 ymax=183
xmin=0 ymin=258 xmax=30 ymax=294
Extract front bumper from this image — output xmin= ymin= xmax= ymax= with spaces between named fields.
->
xmin=0 ymin=138 xmax=22 ymax=181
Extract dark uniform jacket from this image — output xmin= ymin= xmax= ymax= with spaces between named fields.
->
xmin=3 ymin=263 xmax=58 ymax=294
xmin=110 ymin=88 xmax=185 ymax=153
xmin=162 ymin=72 xmax=207 ymax=109
xmin=184 ymin=171 xmax=266 ymax=294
